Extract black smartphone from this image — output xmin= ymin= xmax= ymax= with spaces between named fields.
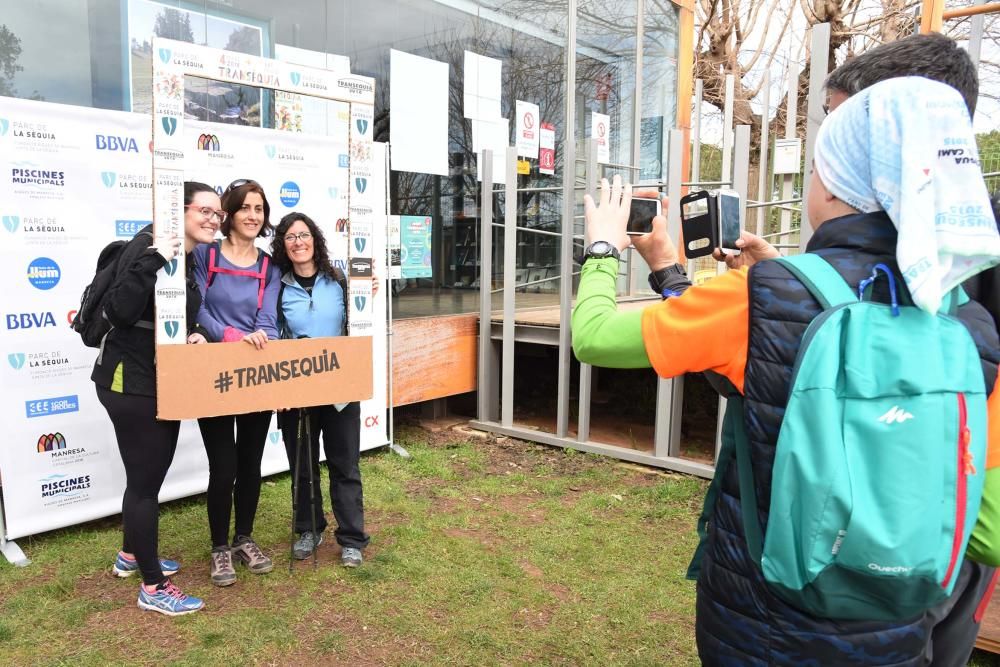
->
xmin=627 ymin=198 xmax=661 ymax=235
xmin=680 ymin=190 xmax=717 ymax=258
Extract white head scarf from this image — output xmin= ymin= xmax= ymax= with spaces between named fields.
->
xmin=814 ymin=76 xmax=1000 ymax=312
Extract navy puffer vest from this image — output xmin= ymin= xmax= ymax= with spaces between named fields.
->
xmin=695 ymin=212 xmax=1000 ymax=665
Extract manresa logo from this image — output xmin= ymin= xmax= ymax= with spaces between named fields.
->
xmin=197 ymin=134 xmax=220 ymax=151
xmin=3 ymin=215 xmax=19 ymax=232
xmin=102 ymin=171 xmax=116 ymax=188
xmin=6 ymin=312 xmax=56 ymax=330
xmin=27 ymin=257 xmax=61 ymax=290
xmin=37 ymin=432 xmax=67 ymax=452
xmin=96 ymin=134 xmax=139 ymax=152
xmin=280 ymin=181 xmax=301 ymax=206
xmin=25 ymin=395 xmax=79 ymax=418
xmin=161 ymin=116 xmax=178 ymax=136
xmin=8 ymin=353 xmax=26 ymax=370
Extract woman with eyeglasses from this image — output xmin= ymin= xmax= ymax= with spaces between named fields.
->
xmin=269 ymin=212 xmax=373 ymax=566
xmin=94 ymin=181 xmax=221 ymax=615
xmin=192 ymin=179 xmax=281 ymax=586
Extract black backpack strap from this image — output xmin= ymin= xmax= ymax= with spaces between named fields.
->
xmin=334 ymin=267 xmax=349 ymax=335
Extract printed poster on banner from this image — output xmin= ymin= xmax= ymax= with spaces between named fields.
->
xmin=348 ymin=279 xmax=374 ymax=335
xmin=515 ymin=100 xmax=540 ymax=159
xmin=539 ymin=123 xmax=555 ymax=175
xmin=591 ymin=112 xmax=610 ymax=164
xmin=400 ymin=215 xmax=433 ymax=279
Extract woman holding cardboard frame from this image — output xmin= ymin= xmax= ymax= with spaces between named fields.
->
xmin=192 ymin=179 xmax=281 ymax=586
xmin=270 ymin=212 xmax=372 ymax=566
xmin=94 ymin=181 xmax=221 ymax=616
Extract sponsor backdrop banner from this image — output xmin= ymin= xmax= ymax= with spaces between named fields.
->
xmin=0 ymin=96 xmax=389 ymax=540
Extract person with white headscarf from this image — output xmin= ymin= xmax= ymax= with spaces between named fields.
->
xmin=571 ymin=77 xmax=1000 ymax=664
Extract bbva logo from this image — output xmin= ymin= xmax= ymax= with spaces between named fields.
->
xmin=354 ymin=295 xmax=367 ymax=311
xmin=0 ymin=118 xmax=8 ymax=136
xmin=161 ymin=116 xmax=178 ymax=136
xmin=163 ymin=320 xmax=180 ymax=338
xmin=158 ymin=48 xmax=172 ymax=64
xmin=354 ymin=237 xmax=367 ymax=253
xmin=264 ymin=144 xmax=276 ymax=159
xmin=101 ymin=171 xmax=116 ymax=188
xmin=356 ymin=119 xmax=369 ymax=136
xmin=3 ymin=215 xmax=19 ymax=233
xmin=290 ymin=72 xmax=301 ymax=86
xmin=8 ymin=353 xmax=25 ymax=370
xmin=355 ymin=177 xmax=368 ymax=194
xmin=163 ymin=259 xmax=178 ymax=277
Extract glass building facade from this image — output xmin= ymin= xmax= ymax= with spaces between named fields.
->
xmin=1 ymin=0 xmax=681 ymax=318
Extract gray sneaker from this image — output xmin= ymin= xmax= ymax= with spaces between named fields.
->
xmin=341 ymin=547 xmax=363 ymax=568
xmin=231 ymin=536 xmax=273 ymax=574
xmin=210 ymin=548 xmax=236 ymax=587
xmin=292 ymin=531 xmax=323 ymax=560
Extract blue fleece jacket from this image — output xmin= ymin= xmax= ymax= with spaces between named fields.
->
xmin=279 ymin=271 xmax=346 ymax=340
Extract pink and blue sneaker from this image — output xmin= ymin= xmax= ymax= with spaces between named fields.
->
xmin=136 ymin=580 xmax=204 ymax=616
xmin=112 ymin=551 xmax=180 ymax=578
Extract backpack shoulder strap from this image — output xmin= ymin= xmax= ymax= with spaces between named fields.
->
xmin=255 ymin=253 xmax=270 ymax=310
xmin=333 ymin=267 xmax=349 ymax=335
xmin=205 ymin=240 xmax=221 ymax=290
xmin=774 ymin=254 xmax=857 ymax=310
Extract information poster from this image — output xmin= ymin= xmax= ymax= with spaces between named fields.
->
xmin=399 ymin=215 xmax=433 ymax=279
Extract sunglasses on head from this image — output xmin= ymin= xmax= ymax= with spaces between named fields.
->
xmin=224 ymin=178 xmax=258 ymax=194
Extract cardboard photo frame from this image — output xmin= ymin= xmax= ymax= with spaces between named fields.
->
xmin=151 ymin=37 xmax=377 ymax=419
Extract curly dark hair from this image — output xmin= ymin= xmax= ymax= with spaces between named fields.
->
xmin=270 ymin=212 xmax=338 ymax=279
xmin=220 ymin=180 xmax=273 ymax=238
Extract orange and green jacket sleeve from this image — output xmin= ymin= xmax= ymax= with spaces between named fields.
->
xmin=967 ymin=371 xmax=1000 ymax=566
xmin=571 ymin=257 xmax=750 ymax=392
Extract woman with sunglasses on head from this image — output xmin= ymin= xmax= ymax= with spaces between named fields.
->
xmin=269 ymin=212 xmax=373 ymax=566
xmin=94 ymin=181 xmax=222 ymax=615
xmin=192 ymin=179 xmax=281 ymax=586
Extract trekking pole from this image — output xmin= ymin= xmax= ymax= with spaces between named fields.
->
xmin=304 ymin=408 xmax=319 ymax=570
xmin=290 ymin=409 xmax=305 ymax=573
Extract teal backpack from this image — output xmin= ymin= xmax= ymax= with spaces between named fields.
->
xmin=689 ymin=253 xmax=988 ymax=621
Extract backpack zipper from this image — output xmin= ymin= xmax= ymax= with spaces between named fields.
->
xmin=942 ymin=392 xmax=971 ymax=589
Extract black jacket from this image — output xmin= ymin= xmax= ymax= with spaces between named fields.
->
xmin=91 ymin=226 xmax=206 ymax=397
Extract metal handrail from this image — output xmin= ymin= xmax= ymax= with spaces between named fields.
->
xmin=746 ymin=197 xmax=801 ymax=209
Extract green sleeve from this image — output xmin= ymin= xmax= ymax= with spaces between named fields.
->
xmin=571 ymin=257 xmax=652 ymax=369
xmin=967 ymin=467 xmax=1000 ymax=566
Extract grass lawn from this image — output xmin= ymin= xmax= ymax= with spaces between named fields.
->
xmin=0 ymin=424 xmax=708 ymax=666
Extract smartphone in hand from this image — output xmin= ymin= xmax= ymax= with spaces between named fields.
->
xmin=680 ymin=190 xmax=716 ymax=258
xmin=717 ymin=189 xmax=742 ymax=257
xmin=627 ymin=198 xmax=661 ymax=236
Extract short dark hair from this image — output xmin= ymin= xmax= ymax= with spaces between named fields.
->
xmin=270 ymin=212 xmax=338 ymax=280
xmin=183 ymin=181 xmax=215 ymax=207
xmin=220 ymin=181 xmax=272 ymax=238
xmin=825 ymin=33 xmax=978 ymax=116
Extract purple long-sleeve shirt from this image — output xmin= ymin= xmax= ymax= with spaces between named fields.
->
xmin=193 ymin=242 xmax=281 ymax=342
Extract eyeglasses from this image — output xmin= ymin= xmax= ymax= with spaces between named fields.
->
xmin=185 ymin=205 xmax=227 ymax=223
xmin=283 ymin=231 xmax=313 ymax=243
xmin=224 ymin=178 xmax=258 ymax=194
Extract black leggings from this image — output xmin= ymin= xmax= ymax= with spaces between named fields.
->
xmin=197 ymin=411 xmax=271 ymax=548
xmin=96 ymin=385 xmax=179 ymax=586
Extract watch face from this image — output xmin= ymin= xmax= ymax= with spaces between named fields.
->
xmin=590 ymin=241 xmax=612 ymax=255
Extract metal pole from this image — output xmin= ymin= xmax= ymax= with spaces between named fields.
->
xmin=756 ymin=70 xmax=770 ymax=236
xmin=692 ymin=79 xmax=703 ymax=183
xmin=969 ymin=0 xmax=986 ymax=69
xmin=383 ymin=150 xmax=408 ymax=459
xmin=780 ymin=62 xmax=798 ymax=245
xmin=501 ymin=146 xmax=517 ymax=428
xmin=578 ymin=140 xmax=599 ymax=443
xmin=556 ymin=0 xmax=578 ymax=438
xmin=800 ymin=23 xmax=830 ymax=249
xmin=721 ymin=73 xmax=735 ymax=187
xmin=478 ymin=149 xmax=496 ymax=422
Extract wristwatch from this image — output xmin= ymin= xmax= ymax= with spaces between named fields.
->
xmin=584 ymin=240 xmax=621 ymax=263
xmin=648 ymin=263 xmax=688 ymax=295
